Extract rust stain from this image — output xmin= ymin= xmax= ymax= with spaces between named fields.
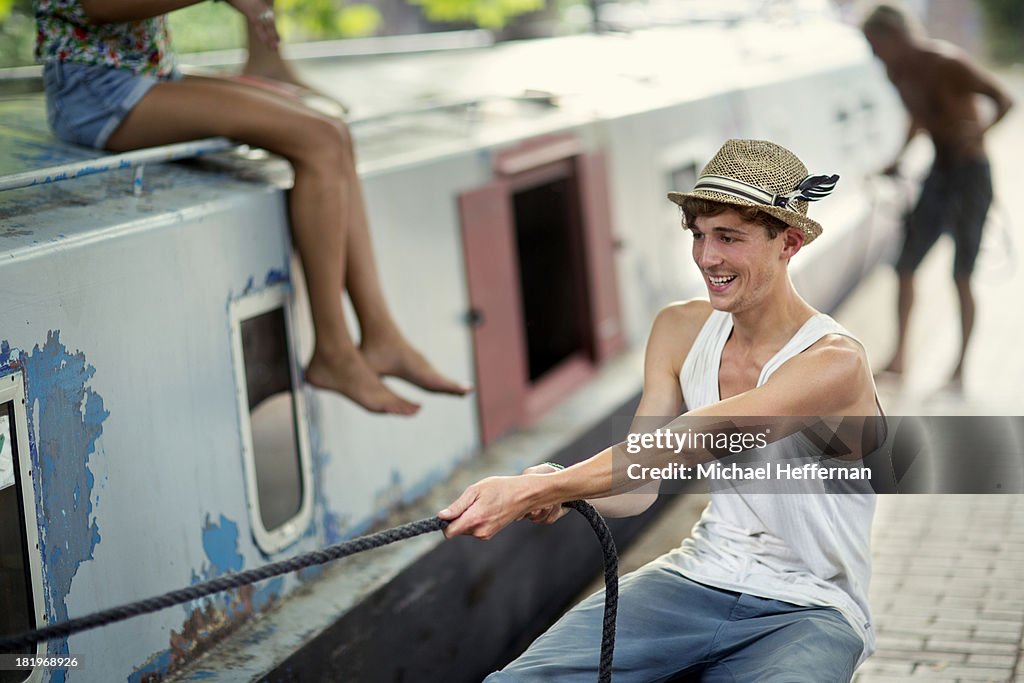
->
xmin=134 ymin=584 xmax=280 ymax=683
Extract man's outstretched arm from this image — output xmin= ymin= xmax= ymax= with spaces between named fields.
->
xmin=440 ymin=331 xmax=875 ymax=540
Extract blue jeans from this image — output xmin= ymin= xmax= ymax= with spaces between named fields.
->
xmin=486 ymin=562 xmax=862 ymax=683
xmin=42 ymin=61 xmax=181 ymax=149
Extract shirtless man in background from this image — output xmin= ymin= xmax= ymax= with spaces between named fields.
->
xmin=862 ymin=4 xmax=1013 ymax=387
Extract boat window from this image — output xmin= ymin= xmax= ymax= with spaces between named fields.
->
xmin=861 ymin=96 xmax=880 ymax=144
xmin=231 ymin=290 xmax=313 ymax=554
xmin=0 ymin=382 xmax=36 ymax=683
xmin=669 ymin=162 xmax=698 ymax=197
xmin=513 ymin=176 xmax=590 ymax=381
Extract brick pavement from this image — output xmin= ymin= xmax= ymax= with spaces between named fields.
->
xmin=837 ymin=69 xmax=1024 ymax=683
xmin=854 ymin=495 xmax=1024 ymax=683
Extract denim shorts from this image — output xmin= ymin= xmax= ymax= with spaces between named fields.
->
xmin=486 ymin=562 xmax=864 ymax=683
xmin=42 ymin=61 xmax=181 ymax=150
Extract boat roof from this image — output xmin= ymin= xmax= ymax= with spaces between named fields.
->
xmin=0 ymin=17 xmax=871 ymax=260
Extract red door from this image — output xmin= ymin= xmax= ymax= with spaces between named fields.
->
xmin=459 ymin=181 xmax=529 ymax=445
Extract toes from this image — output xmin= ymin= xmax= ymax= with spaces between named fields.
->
xmin=347 ymin=383 xmax=420 ymax=416
xmin=416 ymin=373 xmax=473 ymax=396
xmin=385 ymin=394 xmax=421 ymax=416
xmin=362 ymin=343 xmax=471 ymax=396
xmin=304 ymin=353 xmax=421 ymax=416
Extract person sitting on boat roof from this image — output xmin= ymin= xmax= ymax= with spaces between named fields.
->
xmin=440 ymin=139 xmax=885 ymax=682
xmin=35 ymin=0 xmax=471 ymax=415
xmin=861 ymin=3 xmax=1014 ymax=390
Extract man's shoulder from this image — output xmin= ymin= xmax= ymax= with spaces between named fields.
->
xmin=652 ymin=299 xmax=715 ymax=337
xmin=927 ymin=39 xmax=966 ymax=59
xmin=780 ymin=333 xmax=876 ymax=415
xmin=647 ymin=300 xmax=715 ymax=370
xmin=806 ymin=333 xmax=869 ymax=367
xmin=921 ymin=40 xmax=974 ymax=73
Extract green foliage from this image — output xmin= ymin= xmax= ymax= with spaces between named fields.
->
xmin=167 ymin=3 xmax=247 ymax=55
xmin=0 ymin=0 xmax=546 ymax=69
xmin=335 ymin=4 xmax=381 ymax=37
xmin=168 ymin=1 xmax=380 ymax=53
xmin=975 ymin=0 xmax=1024 ymax=64
xmin=275 ymin=0 xmax=381 ymax=40
xmin=169 ymin=0 xmax=381 ymax=48
xmin=0 ymin=0 xmax=34 ymax=67
xmin=0 ymin=0 xmax=30 ymax=26
xmin=408 ymin=0 xmax=545 ymax=28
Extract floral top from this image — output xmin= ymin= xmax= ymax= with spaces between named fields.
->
xmin=34 ymin=0 xmax=176 ymax=77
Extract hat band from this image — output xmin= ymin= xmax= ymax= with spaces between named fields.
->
xmin=693 ymin=174 xmax=781 ymax=207
xmin=693 ymin=173 xmax=839 ymax=211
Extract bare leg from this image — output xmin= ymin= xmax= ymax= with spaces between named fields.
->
xmin=341 ymin=167 xmax=472 ymax=395
xmin=106 ymin=77 xmax=419 ymax=414
xmin=951 ymin=274 xmax=975 ymax=386
xmin=880 ymin=272 xmax=914 ymax=376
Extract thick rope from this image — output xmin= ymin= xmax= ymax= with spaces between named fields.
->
xmin=0 ymin=517 xmax=445 ymax=653
xmin=0 ymin=503 xmax=619 ymax=681
xmin=565 ymin=500 xmax=618 ymax=683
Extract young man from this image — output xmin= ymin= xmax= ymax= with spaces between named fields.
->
xmin=440 ymin=139 xmax=882 ymax=682
xmin=862 ymin=4 xmax=1014 ymax=386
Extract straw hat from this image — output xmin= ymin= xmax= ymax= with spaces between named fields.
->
xmin=667 ymin=139 xmax=839 ymax=244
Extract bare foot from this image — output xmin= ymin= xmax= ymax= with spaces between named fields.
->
xmin=305 ymin=347 xmax=420 ymax=415
xmin=362 ymin=337 xmax=472 ymax=396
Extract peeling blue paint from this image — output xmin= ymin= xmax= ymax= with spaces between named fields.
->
xmin=1 ymin=333 xmax=108 ymax=683
xmin=253 ymin=577 xmax=284 ymax=612
xmin=235 ymin=269 xmax=290 ymax=301
xmin=130 ymin=514 xmax=286 ymax=681
xmin=303 ymin=395 xmax=345 ymax=546
xmin=264 ymin=268 xmax=289 ymax=286
xmin=200 ymin=515 xmax=244 ymax=576
xmin=195 ymin=516 xmax=282 ymax=615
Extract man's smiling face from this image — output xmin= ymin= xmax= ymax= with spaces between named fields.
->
xmin=689 ymin=208 xmax=789 ymax=313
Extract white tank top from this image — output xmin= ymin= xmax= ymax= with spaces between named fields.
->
xmin=660 ymin=309 xmax=877 ymax=664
